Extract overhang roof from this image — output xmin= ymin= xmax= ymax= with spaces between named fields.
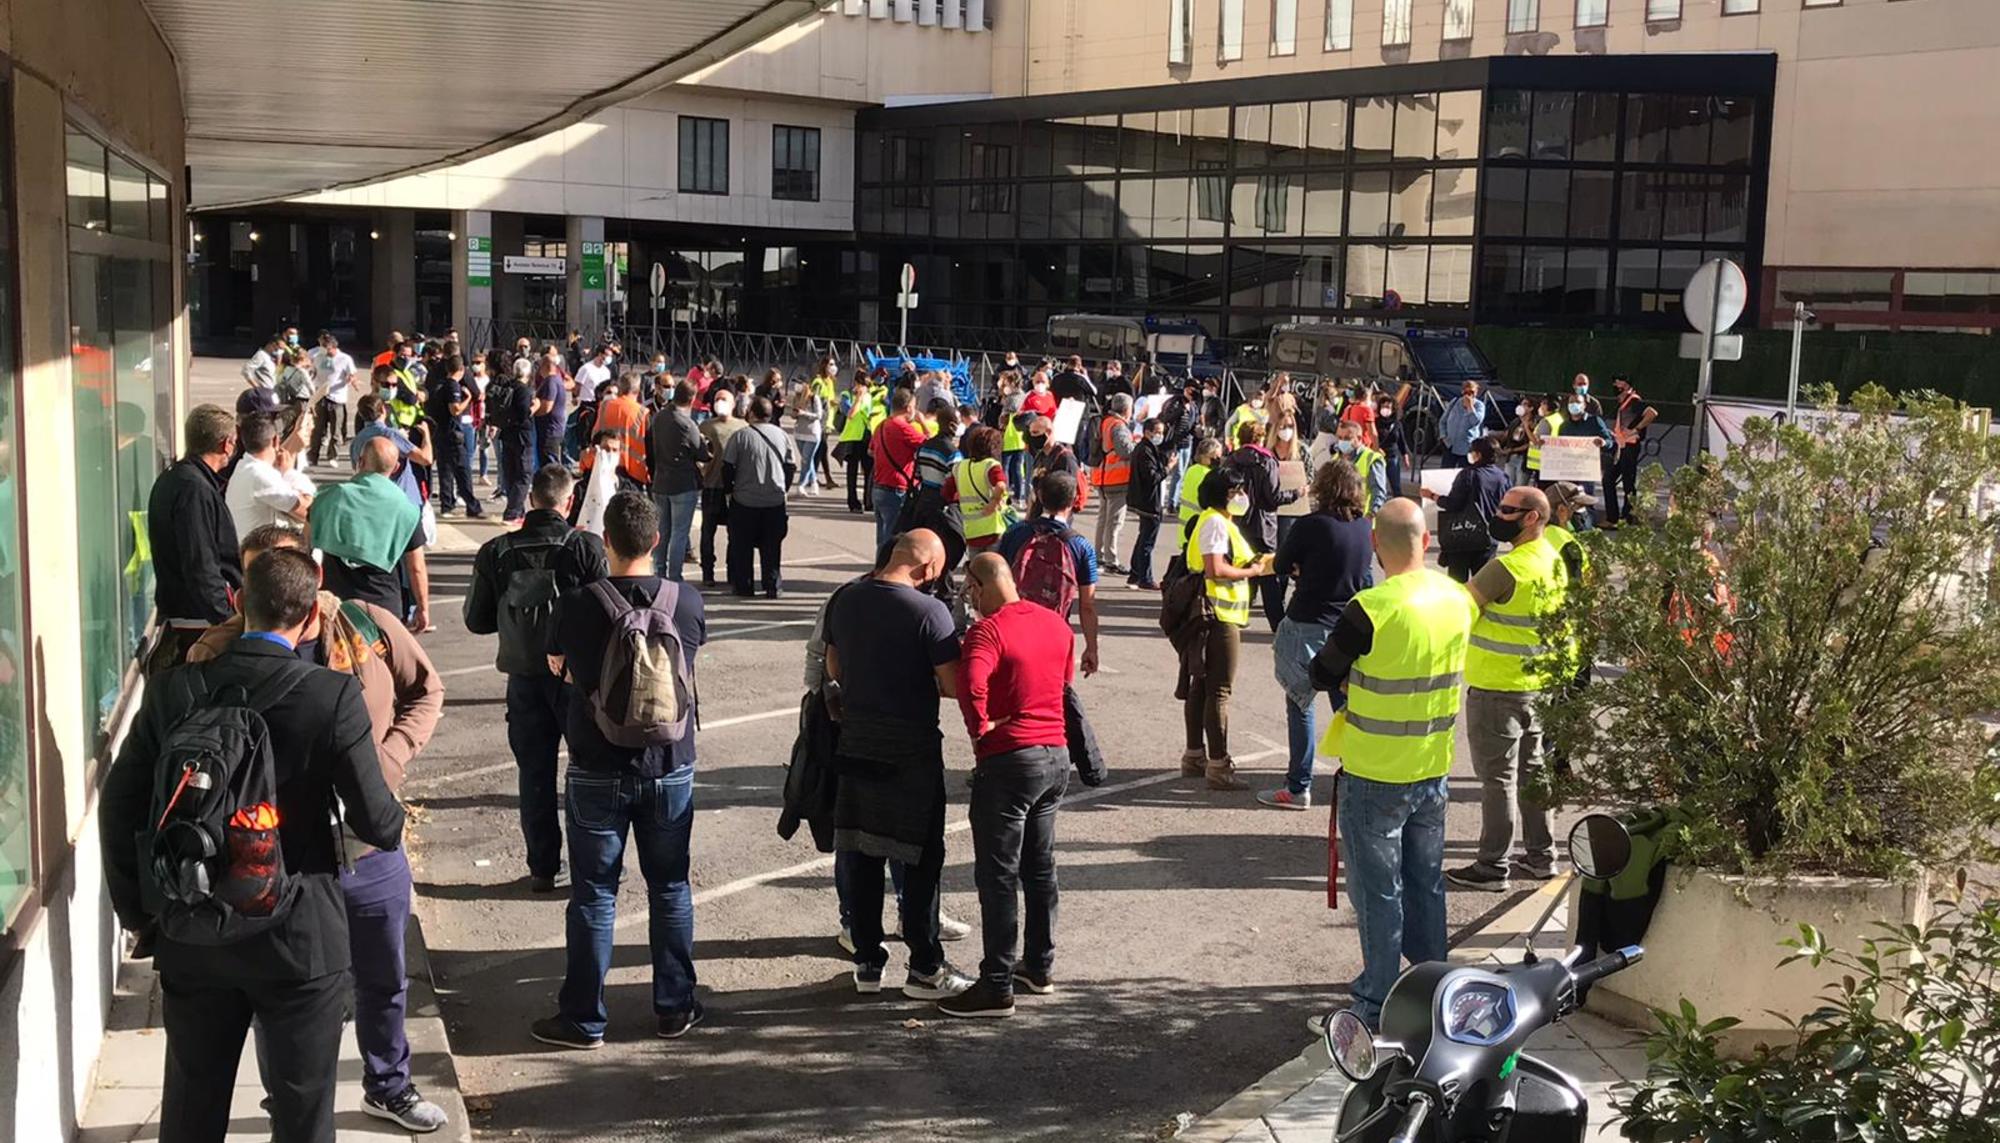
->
xmin=145 ymin=0 xmax=824 ymax=209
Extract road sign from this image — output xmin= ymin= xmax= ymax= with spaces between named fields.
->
xmin=900 ymin=262 xmax=918 ymax=293
xmin=503 ymin=255 xmax=565 ymax=276
xmin=1683 ymin=258 xmax=1747 ymax=335
xmin=1680 ymin=333 xmax=1743 ymax=361
xmin=650 ymin=262 xmax=666 ymax=309
xmin=466 ymin=236 xmax=491 ymax=287
xmin=580 ymin=240 xmax=606 ymax=291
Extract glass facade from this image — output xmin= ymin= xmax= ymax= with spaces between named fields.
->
xmin=64 ymin=123 xmax=176 ymax=744
xmin=0 ymin=79 xmax=21 ymax=927
xmin=853 ymin=57 xmax=1771 ymax=353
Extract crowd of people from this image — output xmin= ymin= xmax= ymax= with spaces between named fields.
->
xmin=108 ymin=318 xmax=1672 ymax=1140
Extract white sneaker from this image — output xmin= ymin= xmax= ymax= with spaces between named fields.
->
xmin=890 ymin=913 xmax=973 ymax=942
xmin=902 ymin=963 xmax=975 ymax=1000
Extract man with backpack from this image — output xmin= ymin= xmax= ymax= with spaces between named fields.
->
xmin=996 ymin=471 xmax=1109 ymax=790
xmin=485 ymin=353 xmax=537 ymax=523
xmin=187 ymin=525 xmax=448 ymax=1133
xmin=465 ymin=465 xmax=609 ymax=892
xmin=532 ymin=491 xmax=707 ymax=1049
xmin=101 ymin=547 xmax=407 ymax=1143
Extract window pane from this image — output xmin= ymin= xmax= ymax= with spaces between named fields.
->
xmin=1624 ymin=95 xmax=1670 ymax=164
xmin=1170 ymin=0 xmax=1193 ymax=62
xmin=1353 ymin=97 xmax=1394 ymax=160
xmin=1506 ymin=0 xmax=1538 ymax=33
xmin=1152 ymin=178 xmax=1192 ymax=239
xmin=1325 ymin=0 xmax=1353 ymax=49
xmin=1483 ymin=167 xmax=1527 ymax=237
xmin=107 ymin=152 xmax=149 ymax=239
xmin=1269 ymin=103 xmax=1307 ymax=165
xmin=1565 ymin=247 xmax=1609 ymax=314
xmin=1775 ymin=269 xmax=1893 ymax=311
xmin=1272 ymin=0 xmax=1298 ymax=54
xmin=1524 ymin=168 xmax=1569 ymax=238
xmin=1707 ymin=174 xmax=1748 ymax=243
xmin=1520 ymin=246 xmax=1566 ymax=312
xmin=1574 ymin=92 xmax=1620 ymax=162
xmin=1646 ymin=0 xmax=1681 ymax=19
xmin=1615 ymin=249 xmax=1662 ymax=315
xmin=1429 ymin=245 xmax=1473 ymax=306
xmin=1661 ymin=174 xmax=1706 ymax=242
xmin=1394 ymin=95 xmax=1438 ymax=162
xmin=1346 ymin=245 xmax=1387 ymax=305
xmin=66 ymin=127 xmax=107 ymax=231
xmin=0 ymin=100 xmax=22 ymax=924
xmin=1668 ymin=95 xmax=1710 ymax=164
xmin=1479 ymin=245 xmax=1523 ymax=313
xmin=1219 ymin=0 xmax=1245 ymax=61
xmin=1081 ymin=178 xmax=1115 ymax=239
xmin=1119 ymin=178 xmax=1155 ymax=238
xmin=1431 ymin=167 xmax=1477 ymax=236
xmin=1659 ymin=250 xmax=1702 ymax=316
xmin=1383 ymin=0 xmax=1412 ymax=45
xmin=1121 ymin=112 xmax=1157 ymax=172
xmin=1349 ymin=171 xmax=1390 ymax=237
xmin=1306 ymin=100 xmax=1349 ymax=164
xmin=1710 ymin=96 xmax=1755 ymax=167
xmin=1570 ymin=169 xmax=1616 ymax=240
xmin=1531 ymin=91 xmax=1573 ymax=161
xmin=1576 ymin=0 xmax=1608 ymax=26
xmin=1388 ymin=247 xmax=1428 ymax=305
xmin=1620 ymin=171 xmax=1663 ymax=241
xmin=1388 ymin=169 xmax=1433 ymax=238
xmin=1443 ymin=0 xmax=1474 ymax=41
xmin=1018 ymin=182 xmax=1052 ymax=238
xmin=1722 ymin=0 xmax=1758 ymax=11
xmin=1236 ymin=104 xmax=1271 ymax=169
xmin=1436 ymin=90 xmax=1481 ymax=161
xmin=1303 ymin=171 xmax=1345 ymax=236
xmin=1487 ymin=89 xmax=1530 ymax=159
xmin=1901 ymin=272 xmax=1996 ymax=313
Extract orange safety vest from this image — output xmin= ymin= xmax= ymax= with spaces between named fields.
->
xmin=588 ymin=396 xmax=651 ymax=483
xmin=1096 ymin=415 xmax=1131 ymax=488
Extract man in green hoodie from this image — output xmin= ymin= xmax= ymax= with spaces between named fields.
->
xmin=309 ymin=436 xmax=432 ymax=631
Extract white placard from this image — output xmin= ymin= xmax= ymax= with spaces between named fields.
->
xmin=1050 ymin=398 xmax=1087 ymax=449
xmin=1277 ymin=459 xmax=1310 ymax=517
xmin=1538 ymin=436 xmax=1606 ymax=482
xmin=1419 ymin=468 xmax=1458 ymax=498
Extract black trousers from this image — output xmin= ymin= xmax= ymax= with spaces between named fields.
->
xmin=308 ymin=397 xmax=341 ymax=465
xmin=435 ymin=449 xmax=482 ymax=515
xmin=1441 ymin=546 xmax=1494 ymax=584
xmin=699 ymin=488 xmax=730 ymax=580
xmin=505 ymin=672 xmax=568 ymax=878
xmin=1606 ymin=446 xmax=1641 ymax=524
xmin=159 ymin=968 xmax=349 ymax=1143
xmin=498 ymin=433 xmax=533 ymax=521
xmin=847 ymin=784 xmax=947 ymax=976
xmin=845 ymin=445 xmax=875 ymax=512
xmin=726 ymin=502 xmax=788 ymax=593
xmin=969 ymin=747 xmax=1069 ymax=987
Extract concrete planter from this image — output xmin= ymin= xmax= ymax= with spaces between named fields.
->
xmin=1567 ymin=866 xmax=1930 ymax=1057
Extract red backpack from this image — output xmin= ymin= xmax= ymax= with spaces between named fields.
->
xmin=1012 ymin=526 xmax=1081 ymax=621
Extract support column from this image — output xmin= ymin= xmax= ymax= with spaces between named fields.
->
xmin=492 ymin=212 xmax=526 ymax=333
xmin=453 ymin=209 xmax=493 ymax=349
xmin=565 ymin=215 xmax=606 ymax=341
xmin=370 ymin=210 xmax=417 ymax=342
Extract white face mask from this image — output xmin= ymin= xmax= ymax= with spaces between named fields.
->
xmin=1336 ymin=439 xmax=1357 ymax=455
xmin=1568 ymin=402 xmax=1585 ymax=417
xmin=1278 ymin=427 xmax=1296 ymax=442
xmin=1227 ymin=494 xmax=1251 ymax=517
xmin=1147 ymin=433 xmax=1164 ymax=446
xmin=714 ymin=398 xmax=735 ymax=418
xmin=1034 ymin=382 xmax=1049 ymax=394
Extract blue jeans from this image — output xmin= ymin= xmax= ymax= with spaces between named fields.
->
xmin=654 ymin=490 xmax=700 ymax=582
xmin=1339 ymin=772 xmax=1449 ymax=1028
xmin=560 ymin=768 xmax=697 ymax=1037
xmin=1002 ymin=450 xmax=1029 ymax=503
xmin=874 ymin=486 xmax=906 ymax=552
xmin=462 ymin=421 xmax=483 ymax=478
xmin=1273 ymin=617 xmax=1337 ymax=795
xmin=1128 ymin=512 xmax=1161 ymax=586
xmin=795 ymin=437 xmax=821 ymax=489
xmin=834 ymin=851 xmax=907 ymax=929
xmin=340 ymin=848 xmax=414 ymax=1099
xmin=1384 ymin=448 xmax=1404 ymax=498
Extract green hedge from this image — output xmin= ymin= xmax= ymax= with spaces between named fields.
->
xmin=1471 ymin=326 xmax=2000 ymax=406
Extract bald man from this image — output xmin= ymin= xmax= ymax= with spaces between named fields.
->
xmin=308 ymin=432 xmax=433 ymax=630
xmin=823 ymin=528 xmax=975 ymax=1002
xmin=1448 ymin=484 xmax=1568 ymax=895
xmin=1309 ymin=497 xmax=1479 ymax=1031
xmin=939 ymin=553 xmax=1078 ymax=1017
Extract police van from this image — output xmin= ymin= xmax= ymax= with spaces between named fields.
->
xmin=1046 ymin=314 xmax=1224 ymax=378
xmin=1267 ymin=322 xmax=1513 ymax=451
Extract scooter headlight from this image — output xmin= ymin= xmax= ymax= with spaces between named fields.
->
xmin=1441 ymin=978 xmax=1518 ymax=1046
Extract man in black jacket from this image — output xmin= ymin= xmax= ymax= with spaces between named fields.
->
xmin=1225 ymin=419 xmax=1301 ymax=630
xmin=1125 ymin=418 xmax=1178 ymax=590
xmin=647 ymin=378 xmax=708 ymax=582
xmin=486 ymin=354 xmax=536 ymax=522
xmin=464 ymin=464 xmax=608 ymax=891
xmin=147 ymin=404 xmax=243 ymax=674
xmin=101 ymin=548 xmax=406 ymax=1143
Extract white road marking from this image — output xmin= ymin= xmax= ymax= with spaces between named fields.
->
xmin=409 ymin=706 xmax=801 ymax=787
xmin=708 ymin=619 xmax=816 ymax=639
xmin=439 ymin=664 xmax=491 ymax=678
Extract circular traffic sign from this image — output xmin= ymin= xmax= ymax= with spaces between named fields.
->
xmin=1682 ymin=258 xmax=1747 ymax=335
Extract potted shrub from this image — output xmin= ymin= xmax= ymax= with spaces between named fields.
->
xmin=1540 ymin=386 xmax=2000 ymax=1053
xmin=1614 ymin=897 xmax=2000 ymax=1143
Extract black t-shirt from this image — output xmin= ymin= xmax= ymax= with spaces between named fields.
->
xmin=425 ymin=375 xmax=467 ymax=447
xmin=550 ymin=575 xmax=706 ymax=775
xmin=1613 ymin=393 xmax=1654 ymax=443
xmin=826 ymin=579 xmax=959 ymax=725
xmin=322 ymin=521 xmax=425 ymax=616
xmin=1275 ymin=513 xmax=1375 ymax=627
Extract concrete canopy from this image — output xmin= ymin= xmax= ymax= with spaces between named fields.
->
xmin=144 ymin=0 xmax=825 ymax=209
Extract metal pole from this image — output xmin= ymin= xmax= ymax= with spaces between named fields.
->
xmin=1786 ymin=300 xmax=1806 ymax=420
xmin=1694 ymin=258 xmax=1725 ymax=456
xmin=899 ymin=297 xmax=909 ymax=353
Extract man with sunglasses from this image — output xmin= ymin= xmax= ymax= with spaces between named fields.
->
xmin=1447 ymin=485 xmax=1571 ymax=895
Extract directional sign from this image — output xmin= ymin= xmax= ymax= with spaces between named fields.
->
xmin=900 ymin=262 xmax=918 ymax=294
xmin=650 ymin=262 xmax=667 ymax=309
xmin=1683 ymin=258 xmax=1747 ymax=335
xmin=580 ymin=240 xmax=607 ymax=291
xmin=466 ymin=236 xmax=492 ymax=287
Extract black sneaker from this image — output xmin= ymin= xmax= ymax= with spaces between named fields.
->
xmin=1445 ymin=864 xmax=1512 ymax=893
xmin=657 ymin=1001 xmax=705 ymax=1039
xmin=361 ymin=1085 xmax=448 ymax=1133
xmin=1011 ymin=969 xmax=1056 ymax=996
xmin=938 ymin=978 xmax=1016 ymax=1018
xmin=1512 ymin=861 xmax=1558 ymax=882
xmin=528 ymin=868 xmax=568 ymax=894
xmin=530 ymin=1015 xmax=603 ymax=1050
xmin=854 ymin=963 xmax=885 ymax=994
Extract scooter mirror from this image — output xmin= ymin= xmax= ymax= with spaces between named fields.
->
xmin=1325 ymin=1009 xmax=1381 ymax=1082
xmin=1568 ymin=813 xmax=1634 ymax=881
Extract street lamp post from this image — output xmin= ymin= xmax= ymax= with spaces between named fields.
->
xmin=1785 ymin=301 xmax=1814 ymax=421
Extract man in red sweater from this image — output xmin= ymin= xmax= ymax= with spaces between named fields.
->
xmin=939 ymin=552 xmax=1077 ymax=1019
xmin=869 ymin=387 xmax=930 ymax=554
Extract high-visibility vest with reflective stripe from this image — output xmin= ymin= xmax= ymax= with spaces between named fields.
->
xmin=839 ymin=391 xmax=875 ymax=443
xmin=1224 ymin=402 xmax=1267 ymax=447
xmin=1322 ymin=568 xmax=1478 ymax=784
xmin=956 ymin=457 xmax=1010 ymax=540
xmin=1528 ymin=412 xmax=1565 ymax=470
xmin=1096 ymin=415 xmax=1131 ymax=487
xmin=1177 ymin=463 xmax=1210 ymax=525
xmin=1466 ymin=535 xmax=1569 ymax=693
xmin=1185 ymin=508 xmax=1255 ymax=627
xmin=1353 ymin=445 xmax=1383 ymax=516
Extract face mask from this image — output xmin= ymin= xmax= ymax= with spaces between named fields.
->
xmin=1379 ymin=406 xmax=1393 ymax=418
xmin=1028 ymin=433 xmax=1048 ymax=453
xmin=1249 ymin=397 xmax=1264 ymax=409
xmin=653 ymin=363 xmax=667 ymax=374
xmin=1568 ymin=402 xmax=1585 ymax=417
xmin=1147 ymin=433 xmax=1164 ymax=446
xmin=1034 ymin=383 xmax=1049 ymax=395
xmin=714 ymin=399 xmax=735 ymax=418
xmin=1518 ymin=404 xmax=1531 ymax=417
xmin=1227 ymin=494 xmax=1251 ymax=517
xmin=1278 ymin=427 xmax=1296 ymax=442
xmin=1335 ymin=439 xmax=1357 ymax=455
xmin=286 ymin=333 xmax=299 ymax=346
xmin=1490 ymin=516 xmax=1525 ymax=544
xmin=1574 ymin=384 xmax=1589 ymax=395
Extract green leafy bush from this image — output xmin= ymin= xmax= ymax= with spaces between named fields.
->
xmin=1614 ymin=898 xmax=2000 ymax=1143
xmin=1539 ymin=387 xmax=2000 ymax=876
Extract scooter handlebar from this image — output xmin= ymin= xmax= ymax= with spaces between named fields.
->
xmin=1387 ymin=1096 xmax=1431 ymax=1143
xmin=1570 ymin=945 xmax=1645 ymax=990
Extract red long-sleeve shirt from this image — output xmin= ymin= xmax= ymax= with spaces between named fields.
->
xmin=870 ymin=414 xmax=929 ymax=490
xmin=957 ymin=600 xmax=1074 ymax=759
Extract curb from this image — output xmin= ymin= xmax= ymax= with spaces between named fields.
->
xmin=1179 ymin=876 xmax=1574 ymax=1141
xmin=403 ymin=910 xmax=475 ymax=1143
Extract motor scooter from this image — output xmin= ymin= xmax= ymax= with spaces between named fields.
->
xmin=1323 ymin=813 xmax=1644 ymax=1143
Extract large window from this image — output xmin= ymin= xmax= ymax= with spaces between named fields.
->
xmin=1645 ymin=0 xmax=1681 ymax=19
xmin=1271 ymin=0 xmax=1297 ymax=55
xmin=1444 ymin=0 xmax=1475 ymax=41
xmin=772 ymin=125 xmax=821 ymax=201
xmin=679 ymin=116 xmax=729 ymax=195
xmin=64 ymin=123 xmax=174 ymax=757
xmin=1507 ymin=0 xmax=1538 ymax=33
xmin=1219 ymin=0 xmax=1245 ymax=61
xmin=1325 ymin=0 xmax=1353 ymax=49
xmin=888 ymin=135 xmax=933 ymax=207
xmin=1576 ymin=0 xmax=1608 ymax=25
xmin=1383 ymin=0 xmax=1413 ymax=46
xmin=1170 ymin=0 xmax=1194 ymax=63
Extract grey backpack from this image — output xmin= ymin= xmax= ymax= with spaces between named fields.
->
xmin=585 ymin=580 xmax=695 ymax=748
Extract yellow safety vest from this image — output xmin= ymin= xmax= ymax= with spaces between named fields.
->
xmin=1465 ymin=536 xmax=1570 ymax=693
xmin=1223 ymin=402 xmax=1267 ymax=447
xmin=867 ymin=384 xmax=889 ymax=432
xmin=1177 ymin=462 xmax=1210 ymax=525
xmin=955 ymin=458 xmax=1010 ymax=541
xmin=1002 ymin=407 xmax=1026 ymax=454
xmin=839 ymin=391 xmax=874 ymax=444
xmin=1321 ymin=568 xmax=1478 ymax=784
xmin=1185 ymin=508 xmax=1255 ymax=627
xmin=1545 ymin=523 xmax=1587 ymax=582
xmin=1528 ymin=412 xmax=1565 ymax=471
xmin=812 ymin=375 xmax=838 ymax=410
xmin=1353 ymin=445 xmax=1383 ymax=516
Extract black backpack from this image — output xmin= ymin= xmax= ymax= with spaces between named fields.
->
xmin=142 ymin=663 xmax=309 ymax=946
xmin=486 ymin=376 xmax=523 ymax=431
xmin=496 ymin=539 xmax=571 ymax=676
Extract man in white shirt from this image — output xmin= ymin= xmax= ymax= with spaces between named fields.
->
xmin=574 ymin=346 xmax=614 ymax=407
xmin=242 ymin=333 xmax=281 ymax=390
xmin=225 ymin=411 xmax=312 ymax=540
xmin=310 ymin=333 xmax=358 ymax=462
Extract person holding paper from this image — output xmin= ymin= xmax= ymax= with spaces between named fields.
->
xmin=1556 ymin=393 xmax=1615 ymax=513
xmin=1223 ymin=418 xmax=1301 ymax=632
xmin=1422 ymin=435 xmax=1508 ymax=584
